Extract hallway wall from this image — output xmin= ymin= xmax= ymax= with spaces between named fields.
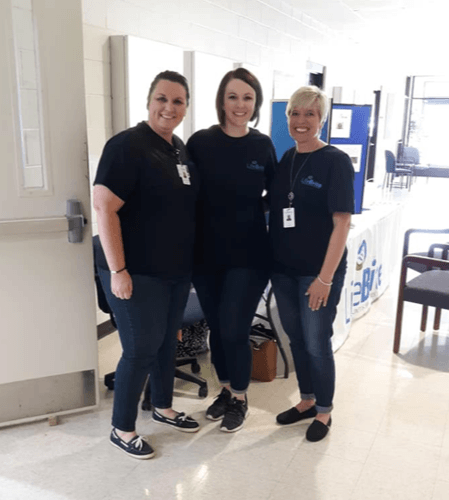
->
xmin=81 ymin=0 xmax=407 ymax=225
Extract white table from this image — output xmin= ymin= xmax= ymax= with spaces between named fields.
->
xmin=332 ymin=202 xmax=403 ymax=350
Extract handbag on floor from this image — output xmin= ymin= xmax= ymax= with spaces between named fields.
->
xmin=250 ymin=323 xmax=277 ymax=382
xmin=176 ymin=318 xmax=209 ymax=358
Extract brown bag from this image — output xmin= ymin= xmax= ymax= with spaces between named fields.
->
xmin=251 ymin=338 xmax=277 ymax=382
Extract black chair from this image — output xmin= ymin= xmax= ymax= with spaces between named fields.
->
xmin=383 ymin=150 xmax=412 ymax=190
xmin=93 ymin=236 xmax=208 ymax=410
xmin=394 ymin=230 xmax=449 ymax=353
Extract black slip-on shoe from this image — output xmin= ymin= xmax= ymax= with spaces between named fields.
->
xmin=276 ymin=406 xmax=317 ymax=425
xmin=110 ymin=429 xmax=155 ymax=459
xmin=152 ymin=410 xmax=200 ymax=433
xmin=306 ymin=416 xmax=332 ymax=442
xmin=206 ymin=387 xmax=232 ymax=421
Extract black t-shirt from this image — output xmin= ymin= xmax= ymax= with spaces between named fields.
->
xmin=187 ymin=125 xmax=277 ymax=271
xmin=94 ymin=121 xmax=199 ymax=279
xmin=269 ymin=145 xmax=354 ymax=276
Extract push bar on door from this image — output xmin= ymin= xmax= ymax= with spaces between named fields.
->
xmin=0 ymin=199 xmax=87 ymax=243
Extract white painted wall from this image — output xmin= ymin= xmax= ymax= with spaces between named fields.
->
xmin=82 ymin=0 xmax=341 ymax=233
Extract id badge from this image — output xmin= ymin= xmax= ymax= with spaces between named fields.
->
xmin=283 ymin=207 xmax=295 ymax=228
xmin=176 ymin=164 xmax=191 ymax=185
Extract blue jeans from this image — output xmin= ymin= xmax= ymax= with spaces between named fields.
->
xmin=98 ymin=269 xmax=191 ymax=432
xmin=193 ymin=268 xmax=269 ymax=393
xmin=271 ymin=271 xmax=345 ymax=413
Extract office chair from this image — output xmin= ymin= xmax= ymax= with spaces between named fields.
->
xmin=254 ymin=285 xmax=290 ymax=379
xmin=141 ymin=288 xmax=208 ymax=410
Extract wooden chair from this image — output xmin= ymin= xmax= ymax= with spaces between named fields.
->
xmin=393 ymin=245 xmax=449 ymax=353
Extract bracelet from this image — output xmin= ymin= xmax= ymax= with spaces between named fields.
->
xmin=317 ymin=275 xmax=332 ymax=286
xmin=111 ymin=266 xmax=127 ymax=274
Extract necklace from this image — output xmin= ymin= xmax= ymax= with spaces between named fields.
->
xmin=288 ymin=151 xmax=313 ymax=207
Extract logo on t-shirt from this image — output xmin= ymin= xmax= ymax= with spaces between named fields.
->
xmin=301 ymin=176 xmax=322 ymax=189
xmin=246 ymin=160 xmax=264 ymax=171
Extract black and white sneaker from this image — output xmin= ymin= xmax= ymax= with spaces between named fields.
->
xmin=220 ymin=396 xmax=248 ymax=433
xmin=152 ymin=409 xmax=200 ymax=433
xmin=110 ymin=429 xmax=155 ymax=459
xmin=206 ymin=387 xmax=232 ymax=421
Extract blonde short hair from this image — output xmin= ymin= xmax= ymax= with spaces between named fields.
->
xmin=286 ymin=86 xmax=329 ymax=126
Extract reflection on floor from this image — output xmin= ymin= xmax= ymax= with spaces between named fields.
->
xmin=1 ymin=178 xmax=448 ymax=500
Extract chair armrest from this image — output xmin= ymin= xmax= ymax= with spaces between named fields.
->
xmin=428 ymin=243 xmax=449 ymax=260
xmin=403 ymin=228 xmax=449 ymax=258
xmin=399 ymin=254 xmax=449 ymax=292
xmin=403 ymin=255 xmax=449 ymax=271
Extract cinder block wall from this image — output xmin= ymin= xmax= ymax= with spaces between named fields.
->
xmin=82 ymin=0 xmax=404 ymax=231
xmin=82 ymin=0 xmax=341 ymax=164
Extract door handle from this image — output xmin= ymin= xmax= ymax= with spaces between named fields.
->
xmin=66 ymin=199 xmax=87 ymax=243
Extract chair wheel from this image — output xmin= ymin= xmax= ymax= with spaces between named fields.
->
xmin=199 ymin=386 xmax=208 ymax=398
xmin=104 ymin=374 xmax=115 ymax=390
xmin=141 ymin=400 xmax=152 ymax=411
xmin=191 ymin=362 xmax=201 ymax=374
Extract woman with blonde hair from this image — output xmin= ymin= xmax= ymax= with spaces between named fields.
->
xmin=269 ymin=86 xmax=354 ymax=442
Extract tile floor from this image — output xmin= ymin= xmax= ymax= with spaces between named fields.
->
xmin=1 ymin=178 xmax=448 ymax=500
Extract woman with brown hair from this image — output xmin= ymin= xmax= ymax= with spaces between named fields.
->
xmin=187 ymin=68 xmax=277 ymax=433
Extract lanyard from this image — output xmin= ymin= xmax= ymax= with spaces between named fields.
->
xmin=288 ymin=151 xmax=312 ymax=207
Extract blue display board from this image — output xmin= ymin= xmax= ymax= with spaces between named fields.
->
xmin=270 ymin=101 xmax=372 ymax=214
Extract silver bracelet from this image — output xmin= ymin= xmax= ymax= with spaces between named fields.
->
xmin=111 ymin=266 xmax=126 ymax=274
xmin=317 ymin=275 xmax=332 ymax=286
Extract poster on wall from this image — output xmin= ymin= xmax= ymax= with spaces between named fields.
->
xmin=335 ymin=144 xmax=362 ymax=172
xmin=331 ymin=109 xmax=352 ymax=138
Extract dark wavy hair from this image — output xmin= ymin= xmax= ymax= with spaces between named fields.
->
xmin=146 ymin=70 xmax=190 ymax=108
xmin=215 ymin=67 xmax=263 ymax=127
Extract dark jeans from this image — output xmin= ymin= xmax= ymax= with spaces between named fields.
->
xmin=271 ymin=271 xmax=345 ymax=413
xmin=98 ymin=269 xmax=191 ymax=432
xmin=193 ymin=267 xmax=269 ymax=394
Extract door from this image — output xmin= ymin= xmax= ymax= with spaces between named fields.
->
xmin=366 ymin=90 xmax=381 ymax=180
xmin=0 ymin=0 xmax=98 ymax=426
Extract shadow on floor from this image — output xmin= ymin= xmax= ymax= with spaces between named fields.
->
xmin=397 ymin=331 xmax=449 ymax=372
